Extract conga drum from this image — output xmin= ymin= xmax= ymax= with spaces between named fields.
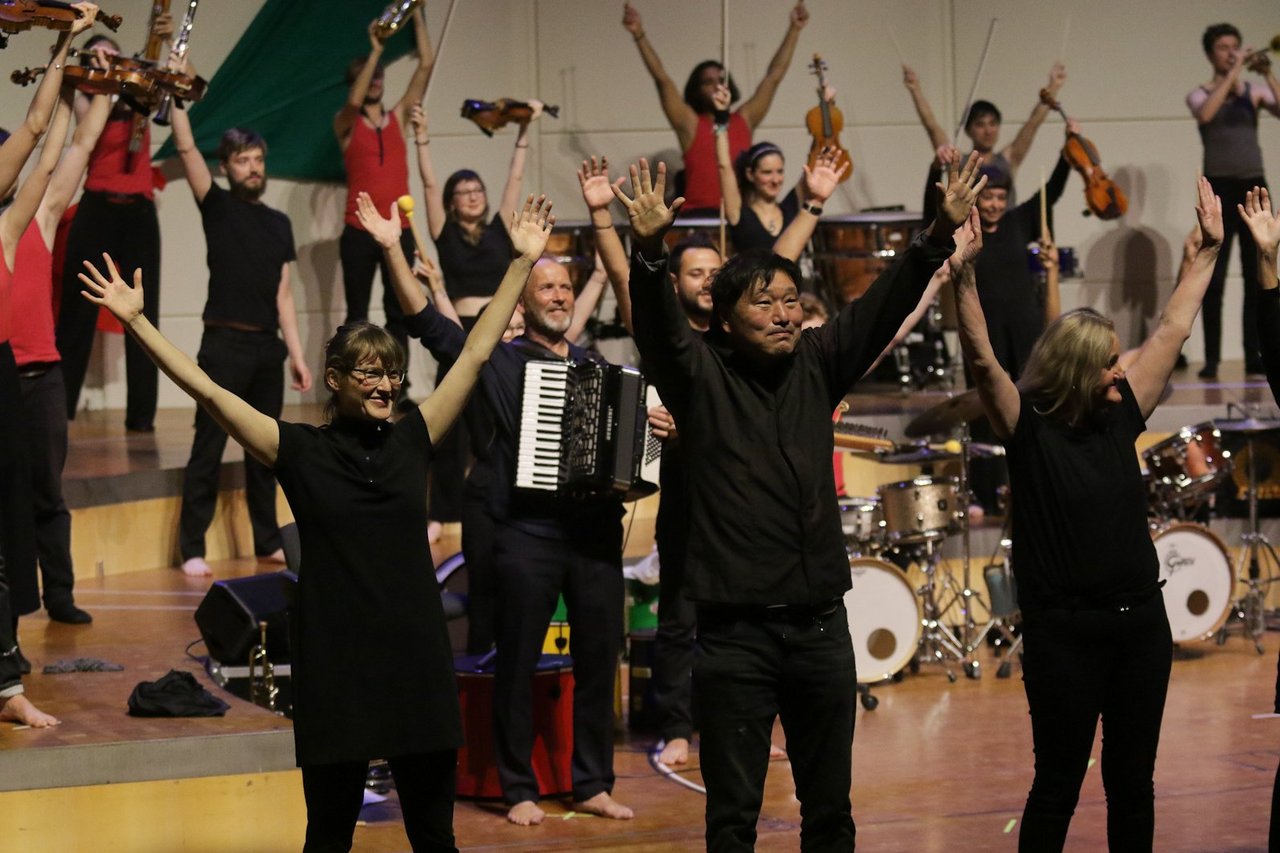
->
xmin=814 ymin=211 xmax=923 ymax=304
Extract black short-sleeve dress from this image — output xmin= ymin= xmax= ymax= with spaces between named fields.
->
xmin=273 ymin=407 xmax=462 ymax=765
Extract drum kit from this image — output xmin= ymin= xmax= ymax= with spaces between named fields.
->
xmin=839 ymin=394 xmax=1280 ymax=709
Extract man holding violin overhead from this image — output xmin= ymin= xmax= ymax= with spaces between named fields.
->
xmin=335 ymin=2 xmax=432 ymax=402
xmin=1187 ymin=23 xmax=1280 ymax=380
xmin=905 ymin=61 xmax=1066 ymax=217
xmin=621 ymin=0 xmax=810 ymax=216
xmin=55 ymin=15 xmax=174 ymax=434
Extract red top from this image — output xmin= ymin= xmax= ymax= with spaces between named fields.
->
xmin=681 ymin=112 xmax=751 ymax=212
xmin=0 ymin=238 xmax=11 ymax=344
xmin=344 ymin=111 xmax=409 ymax=228
xmin=85 ymin=116 xmax=154 ymax=198
xmin=11 ymin=222 xmax=58 ymax=365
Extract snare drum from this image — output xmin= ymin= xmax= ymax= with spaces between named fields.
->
xmin=1152 ymin=523 xmax=1235 ymax=642
xmin=838 ymin=497 xmax=884 ymax=554
xmin=844 ymin=558 xmax=922 ymax=683
xmin=877 ymin=476 xmax=963 ymax=544
xmin=1143 ymin=422 xmax=1232 ymax=506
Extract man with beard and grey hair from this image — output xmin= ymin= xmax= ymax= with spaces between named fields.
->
xmin=356 ymin=192 xmax=634 ymax=826
xmin=167 ymin=98 xmax=312 ymax=578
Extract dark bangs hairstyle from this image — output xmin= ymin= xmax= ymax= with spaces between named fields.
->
xmin=322 ymin=322 xmax=406 ymax=421
xmin=709 ymin=249 xmax=802 ymax=331
xmin=683 ymin=60 xmax=740 ymax=111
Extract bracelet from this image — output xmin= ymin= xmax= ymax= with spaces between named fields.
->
xmin=802 ymin=201 xmax=824 ymax=216
xmin=416 ymin=139 xmax=429 ymax=146
xmin=634 ymin=32 xmax=646 ymax=42
xmin=593 ymin=223 xmax=614 ymax=230
xmin=515 ymin=143 xmax=529 ymax=149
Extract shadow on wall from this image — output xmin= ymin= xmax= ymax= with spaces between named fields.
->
xmin=1083 ymin=164 xmax=1174 ymax=348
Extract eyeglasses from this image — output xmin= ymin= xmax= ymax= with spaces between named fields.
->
xmin=452 ymin=188 xmax=485 ymax=198
xmin=349 ymin=367 xmax=406 ymax=386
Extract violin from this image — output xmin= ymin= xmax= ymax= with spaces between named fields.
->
xmin=12 ymin=51 xmax=161 ymax=108
xmin=0 ymin=0 xmax=122 ymax=42
xmin=1039 ymin=89 xmax=1128 ymax=220
xmin=805 ymin=54 xmax=851 ymax=184
xmin=461 ymin=98 xmax=559 ymax=137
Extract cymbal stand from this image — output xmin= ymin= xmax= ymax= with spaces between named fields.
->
xmin=928 ymin=427 xmax=984 ymax=679
xmin=907 ymin=538 xmax=970 ymax=683
xmin=1219 ymin=432 xmax=1280 ymax=653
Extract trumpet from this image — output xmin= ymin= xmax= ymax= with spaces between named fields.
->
xmin=1243 ymin=35 xmax=1280 ymax=70
xmin=372 ymin=0 xmax=422 ymax=41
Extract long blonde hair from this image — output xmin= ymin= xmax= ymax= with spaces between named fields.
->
xmin=1018 ymin=307 xmax=1117 ymax=427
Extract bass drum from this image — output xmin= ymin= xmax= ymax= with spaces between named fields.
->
xmin=844 ymin=558 xmax=922 ymax=684
xmin=1152 ymin=524 xmax=1235 ymax=642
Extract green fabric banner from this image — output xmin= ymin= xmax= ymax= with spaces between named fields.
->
xmin=155 ymin=0 xmax=416 ymax=182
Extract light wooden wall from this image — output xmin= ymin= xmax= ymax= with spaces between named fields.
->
xmin=2 ymin=0 xmax=1277 ymax=413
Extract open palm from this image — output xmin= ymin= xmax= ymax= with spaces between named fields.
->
xmin=78 ymin=254 xmax=144 ymax=324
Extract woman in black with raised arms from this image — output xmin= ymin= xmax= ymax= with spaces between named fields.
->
xmin=78 ymin=195 xmax=556 ymax=853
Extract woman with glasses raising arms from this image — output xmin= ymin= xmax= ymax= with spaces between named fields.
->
xmin=78 ymin=195 xmax=557 ymax=853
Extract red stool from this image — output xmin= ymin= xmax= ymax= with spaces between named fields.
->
xmin=454 ymin=653 xmax=575 ymax=800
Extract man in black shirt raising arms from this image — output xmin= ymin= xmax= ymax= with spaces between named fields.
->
xmin=168 ymin=88 xmax=312 ymax=577
xmin=613 ymin=154 xmax=984 ymax=850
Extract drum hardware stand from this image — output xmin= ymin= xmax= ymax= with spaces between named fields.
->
xmin=1217 ymin=430 xmax=1279 ymax=653
xmin=905 ymin=539 xmax=971 ymax=683
xmin=927 ymin=428 xmax=984 ymax=680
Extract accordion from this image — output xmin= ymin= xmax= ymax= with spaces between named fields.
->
xmin=515 ymin=360 xmax=661 ymax=499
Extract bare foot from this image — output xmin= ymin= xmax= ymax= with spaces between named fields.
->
xmin=180 ymin=558 xmax=212 ymax=578
xmin=657 ymin=737 xmax=689 ymax=765
xmin=0 ymin=694 xmax=61 ymax=727
xmin=507 ymin=800 xmax=545 ymax=826
xmin=427 ymin=521 xmax=443 ymax=544
xmin=769 ymin=744 xmax=787 ymax=760
xmin=573 ymin=791 xmax=634 ymax=820
xmin=259 ymin=549 xmax=287 ymax=564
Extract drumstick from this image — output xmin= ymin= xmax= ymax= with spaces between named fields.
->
xmin=1039 ymin=166 xmax=1048 ymax=243
xmin=953 ymin=17 xmax=999 ymax=144
xmin=720 ymin=0 xmax=730 ymax=257
xmin=422 ymin=0 xmax=460 ymax=105
xmin=1060 ymin=14 xmax=1071 ymax=63
xmin=397 ymin=195 xmax=431 ymax=263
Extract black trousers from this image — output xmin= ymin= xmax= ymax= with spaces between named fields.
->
xmin=460 ymin=492 xmax=496 ymax=654
xmin=694 ymin=602 xmax=857 ymax=853
xmin=1018 ymin=593 xmax=1172 ymax=852
xmin=17 ymin=365 xmax=77 ymax=609
xmin=56 ymin=191 xmax=161 ymax=429
xmin=652 ymin=528 xmax=696 ymax=742
xmin=492 ymin=521 xmax=623 ymax=805
xmin=1202 ymin=175 xmax=1268 ymax=369
xmin=301 ymin=750 xmax=458 ymax=853
xmin=338 ymin=224 xmax=413 ymax=356
xmin=0 ymin=344 xmax=35 ymax=694
xmin=178 ymin=329 xmax=286 ymax=561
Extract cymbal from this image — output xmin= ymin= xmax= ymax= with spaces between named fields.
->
xmin=905 ymin=389 xmax=986 ymax=438
xmin=1213 ymin=416 xmax=1280 ymax=434
xmin=879 ymin=445 xmax=957 ymax=465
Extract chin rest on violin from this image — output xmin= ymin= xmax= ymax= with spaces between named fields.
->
xmin=461 ymin=98 xmax=559 ymax=137
xmin=0 ymin=0 xmax=122 ymax=40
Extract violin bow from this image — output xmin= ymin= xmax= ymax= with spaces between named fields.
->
xmin=952 ymin=17 xmax=999 ymax=145
xmin=718 ymin=0 xmax=730 ymax=258
xmin=422 ymin=0 xmax=460 ymax=106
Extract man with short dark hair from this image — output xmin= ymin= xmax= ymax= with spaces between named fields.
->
xmin=1187 ymin=21 xmax=1280 ymax=378
xmin=168 ymin=93 xmax=312 ymax=577
xmin=615 ymin=156 xmax=984 ymax=850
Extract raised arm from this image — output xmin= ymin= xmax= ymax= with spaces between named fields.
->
xmin=1248 ymin=51 xmax=1280 ymax=119
xmin=422 ymin=196 xmax=553 ymax=444
xmin=79 ymin=256 xmax=281 ymax=465
xmin=413 ymin=254 xmax=461 ymax=326
xmin=951 ymin=208 xmax=1020 ymax=438
xmin=622 ymin=2 xmax=699 ymax=148
xmin=567 ymin=254 xmax=609 ymax=342
xmin=392 ymin=6 xmax=434 ymax=126
xmin=1189 ymin=46 xmax=1246 ymax=125
xmin=1 ymin=94 xmax=71 ymax=264
xmin=578 ymin=156 xmax=633 ymax=333
xmin=902 ymin=65 xmax=949 ymax=151
xmin=0 ymin=12 xmax=95 ymax=199
xmin=772 ymin=145 xmax=848 ymax=261
xmin=358 ymin=193 xmax=430 ymax=317
xmin=1001 ymin=62 xmax=1066 ymax=171
xmin=35 ymin=93 xmax=111 ymax=244
xmin=1239 ymin=187 xmax=1280 ymax=398
xmin=409 ymin=104 xmax=448 ymax=240
xmin=334 ymin=27 xmax=386 ymax=146
xmin=497 ymin=112 xmax=540 ymax=231
xmin=169 ymin=98 xmax=212 ymax=203
xmin=736 ymin=1 xmax=809 ymax=129
xmin=712 ymin=85 xmax=744 ymax=225
xmin=1126 ymin=178 xmax=1223 ymax=418
xmin=276 ymin=264 xmax=313 ymax=393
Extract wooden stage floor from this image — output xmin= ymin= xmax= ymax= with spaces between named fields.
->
xmin=3 ymin=362 xmax=1277 ymax=850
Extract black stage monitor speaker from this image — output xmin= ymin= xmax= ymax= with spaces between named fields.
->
xmin=194 ymin=571 xmax=297 ymax=665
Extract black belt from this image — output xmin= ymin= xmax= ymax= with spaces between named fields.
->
xmin=701 ymin=598 xmax=843 ymax=626
xmin=89 ymin=190 xmax=150 ymax=205
xmin=17 ymin=361 xmax=57 ymax=379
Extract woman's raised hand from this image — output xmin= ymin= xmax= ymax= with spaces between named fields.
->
xmin=78 ymin=253 xmax=144 ymax=324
